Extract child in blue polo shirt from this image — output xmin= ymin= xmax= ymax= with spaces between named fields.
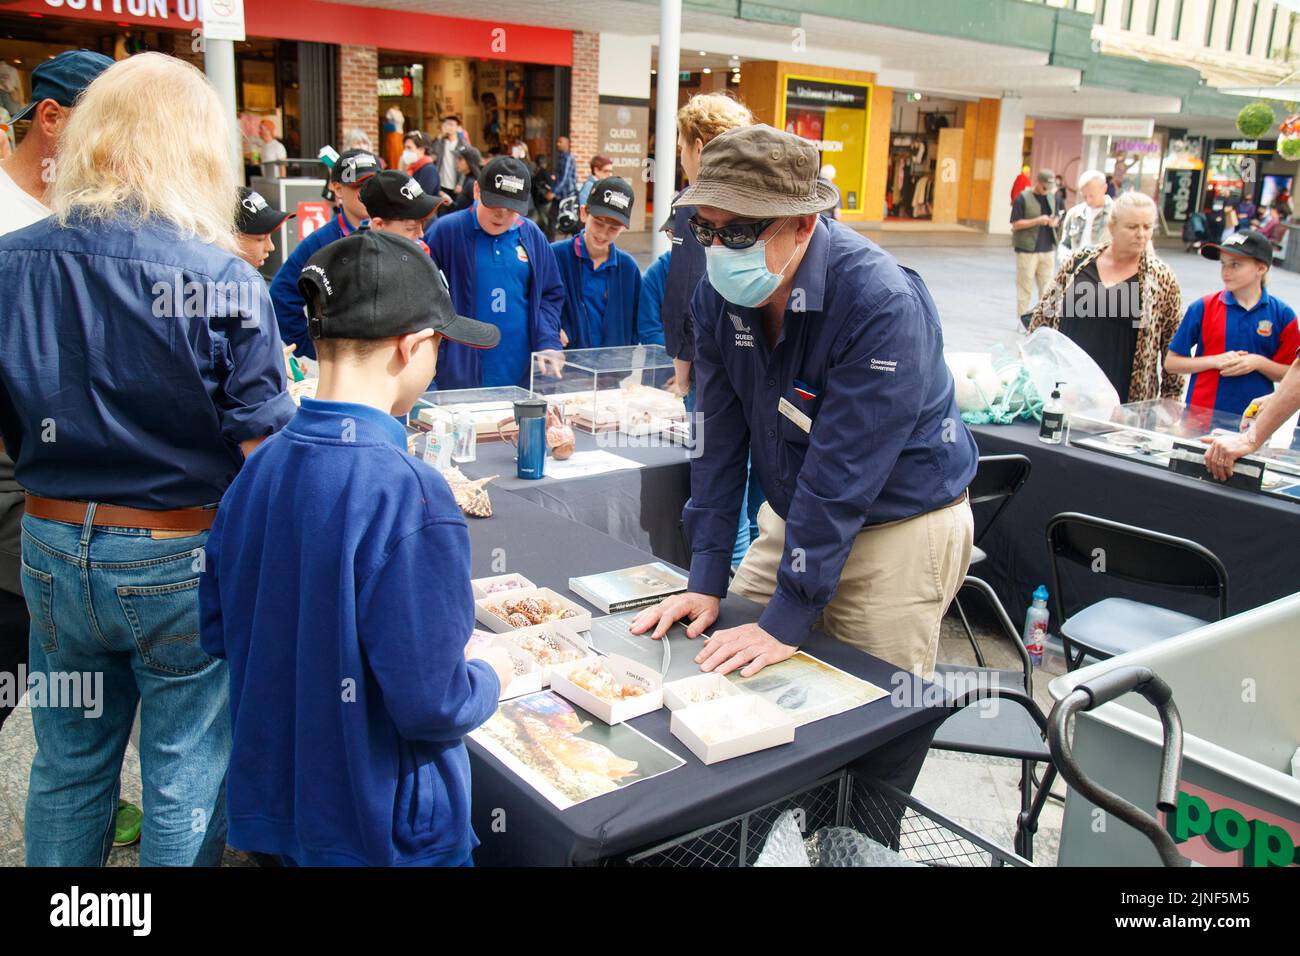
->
xmin=200 ymin=230 xmax=513 ymax=867
xmin=1165 ymin=230 xmax=1299 ymax=417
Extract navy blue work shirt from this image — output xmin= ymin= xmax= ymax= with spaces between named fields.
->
xmin=683 ymin=217 xmax=978 ymax=646
xmin=0 ymin=215 xmax=297 ymax=509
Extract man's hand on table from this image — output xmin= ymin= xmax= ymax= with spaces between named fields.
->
xmin=1200 ymin=431 xmax=1260 ymax=482
xmin=629 ymin=591 xmax=719 ymax=639
xmin=694 ymin=622 xmax=797 ymax=678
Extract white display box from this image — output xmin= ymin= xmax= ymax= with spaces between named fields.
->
xmin=492 ymin=641 xmax=545 ymax=700
xmin=529 ymin=345 xmax=684 ymax=435
xmin=669 ymin=695 xmax=795 ymax=765
xmin=662 ymin=673 xmax=746 ymax=712
xmin=475 ymin=587 xmax=593 ymax=634
xmin=493 ymin=622 xmax=594 ymax=684
xmin=549 ymin=653 xmax=664 ymax=724
xmin=471 ymin=573 xmax=537 ymax=600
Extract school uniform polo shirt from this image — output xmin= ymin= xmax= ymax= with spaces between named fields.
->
xmin=472 ymin=211 xmax=532 ymax=387
xmin=1168 ymin=288 xmax=1299 ymax=417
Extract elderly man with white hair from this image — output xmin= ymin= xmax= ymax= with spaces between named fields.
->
xmin=1057 ymin=169 xmax=1114 ymax=259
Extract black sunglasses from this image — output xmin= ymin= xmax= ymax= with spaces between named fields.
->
xmin=688 ymin=215 xmax=778 ymax=250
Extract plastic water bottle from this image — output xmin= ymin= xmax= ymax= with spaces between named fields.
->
xmin=451 ymin=408 xmax=477 ymax=463
xmin=1022 ymin=586 xmax=1049 ymax=667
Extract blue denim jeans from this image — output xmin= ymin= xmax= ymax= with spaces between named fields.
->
xmin=20 ymin=509 xmax=230 ymax=866
xmin=685 ymin=378 xmax=765 ymax=568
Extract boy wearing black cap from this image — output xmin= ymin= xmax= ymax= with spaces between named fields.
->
xmin=269 ymin=147 xmax=380 ymax=360
xmin=200 ymin=230 xmax=513 ymax=867
xmin=235 ymin=186 xmax=295 ymax=271
xmin=1166 ymin=229 xmax=1299 ymax=418
xmin=424 ymin=155 xmax=565 ymax=389
xmin=551 ymin=175 xmax=659 ymax=349
xmin=360 ymin=169 xmax=444 ymax=249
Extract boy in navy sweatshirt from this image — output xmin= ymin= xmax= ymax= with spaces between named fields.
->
xmin=200 ymin=230 xmax=513 ymax=866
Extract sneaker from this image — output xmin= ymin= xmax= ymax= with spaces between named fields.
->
xmin=113 ymin=799 xmax=143 ymax=847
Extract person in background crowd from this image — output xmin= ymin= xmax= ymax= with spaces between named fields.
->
xmin=638 ymin=247 xmax=673 ymax=350
xmin=448 ymin=144 xmax=483 ymax=215
xmin=257 ymin=118 xmax=288 ymax=178
xmin=361 ymin=169 xmax=442 ymax=250
xmin=663 ymin=92 xmax=758 ymax=567
xmin=435 ymin=114 xmax=468 ymax=201
xmin=1221 ymin=200 xmax=1240 ymax=243
xmin=551 ymin=176 xmax=655 ymax=349
xmin=548 ymin=135 xmax=577 ymax=241
xmin=1054 ymin=174 xmax=1068 ymax=224
xmin=1237 ymin=194 xmax=1258 ymax=225
xmin=531 ymin=153 xmax=555 ymax=230
xmin=577 ymin=154 xmax=613 ymax=208
xmin=235 ymin=186 xmax=294 ymax=271
xmin=0 ymin=51 xmax=296 ymax=867
xmin=345 ymin=128 xmax=373 ymax=152
xmin=1165 ymin=230 xmax=1298 ymax=418
xmin=1105 ymin=174 xmax=1118 ymax=199
xmin=1011 ymin=168 xmax=1059 ymax=330
xmin=401 ymin=131 xmax=439 ymax=197
xmin=1260 ymin=205 xmax=1287 ymax=244
xmin=200 ymin=230 xmax=513 ymax=867
xmin=631 ymin=125 xmax=977 ymax=685
xmin=1030 ymin=191 xmax=1185 ymax=403
xmin=1056 ymin=169 xmax=1114 ymax=260
xmin=270 ymin=148 xmax=379 ymax=359
xmin=425 ymin=156 xmax=564 ymax=389
xmin=0 ymin=47 xmax=115 ymax=803
xmin=1010 ymin=164 xmax=1031 ymax=202
xmin=1275 ymin=189 xmax=1292 ymax=219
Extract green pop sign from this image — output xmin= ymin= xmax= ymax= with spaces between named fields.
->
xmin=1166 ymin=790 xmax=1299 ymax=868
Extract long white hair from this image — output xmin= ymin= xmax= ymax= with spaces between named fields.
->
xmin=49 ymin=52 xmax=239 ymax=254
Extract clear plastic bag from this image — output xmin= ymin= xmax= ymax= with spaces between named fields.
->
xmin=1019 ymin=327 xmax=1121 ymax=420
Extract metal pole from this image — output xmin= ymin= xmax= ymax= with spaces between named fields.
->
xmin=204 ymin=37 xmax=243 ymax=186
xmin=652 ymin=0 xmax=682 ymax=257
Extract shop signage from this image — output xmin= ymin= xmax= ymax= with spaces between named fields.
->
xmin=1162 ymin=167 xmax=1202 ymax=222
xmin=1083 ymin=117 xmax=1155 ymax=137
xmin=1114 ymin=139 xmax=1161 ymax=154
xmin=202 ymin=0 xmax=245 ymax=42
xmin=1213 ymin=139 xmax=1277 ymax=154
xmin=785 ymin=78 xmax=867 ymax=111
xmin=1164 ymin=781 xmax=1300 ymax=867
xmin=297 ymin=201 xmax=332 ymax=241
xmin=377 ymin=77 xmax=413 ymax=97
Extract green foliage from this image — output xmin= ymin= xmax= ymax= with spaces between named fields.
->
xmin=1237 ymin=101 xmax=1275 ymax=139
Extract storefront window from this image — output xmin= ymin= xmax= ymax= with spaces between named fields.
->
xmin=782 ymin=76 xmax=871 ymax=212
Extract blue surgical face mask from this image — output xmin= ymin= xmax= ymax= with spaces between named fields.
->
xmin=704 ymin=218 xmax=798 ymax=307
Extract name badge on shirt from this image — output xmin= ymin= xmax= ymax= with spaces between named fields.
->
xmin=778 ymin=397 xmax=812 ymax=434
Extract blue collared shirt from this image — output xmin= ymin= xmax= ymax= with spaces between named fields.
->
xmin=683 ymin=218 xmax=978 ymax=646
xmin=575 ymin=232 xmax=613 ymax=348
xmin=0 ymin=215 xmax=296 ymax=509
xmin=472 ymin=204 xmax=532 ymax=387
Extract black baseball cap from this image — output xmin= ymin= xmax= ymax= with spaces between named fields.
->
xmin=236 ymin=187 xmax=294 ymax=236
xmin=479 ymin=156 xmax=531 ymax=214
xmin=298 ymin=230 xmax=500 ymax=348
xmin=585 ymin=175 xmax=635 ymax=228
xmin=360 ymin=171 xmax=441 ymax=220
xmin=12 ymin=49 xmax=114 ymax=123
xmin=1201 ymin=229 xmax=1273 ymax=266
xmin=332 ymin=148 xmax=380 ymax=187
xmin=455 ymin=144 xmax=483 ymax=169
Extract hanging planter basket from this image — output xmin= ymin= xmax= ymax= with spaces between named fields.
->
xmin=1237 ymin=101 xmax=1276 ymax=139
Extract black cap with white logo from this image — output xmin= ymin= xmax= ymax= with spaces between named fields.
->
xmin=236 ymin=187 xmax=294 ymax=236
xmin=1201 ymin=229 xmax=1273 ymax=266
xmin=479 ymin=156 xmax=532 ymax=215
xmin=585 ymin=175 xmax=635 ymax=228
xmin=360 ymin=170 xmax=442 ymax=221
xmin=298 ymin=230 xmax=500 ymax=348
xmin=333 ymin=148 xmax=381 ymax=186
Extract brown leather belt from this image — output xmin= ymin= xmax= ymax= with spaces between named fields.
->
xmin=25 ymin=495 xmax=217 ymax=533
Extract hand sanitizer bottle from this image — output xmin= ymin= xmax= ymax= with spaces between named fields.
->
xmin=1039 ymin=382 xmax=1065 ymax=445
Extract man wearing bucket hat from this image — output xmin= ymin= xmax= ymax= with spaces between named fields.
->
xmin=631 ymin=125 xmax=977 ymax=680
xmin=424 ymin=155 xmax=565 ymax=389
xmin=550 ymin=175 xmax=658 ymax=349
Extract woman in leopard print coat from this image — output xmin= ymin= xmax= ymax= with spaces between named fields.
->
xmin=1028 ymin=194 xmax=1186 ymax=402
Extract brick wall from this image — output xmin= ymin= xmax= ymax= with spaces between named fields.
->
xmin=338 ymin=45 xmax=379 ymax=150
xmin=569 ymin=31 xmax=600 ymax=183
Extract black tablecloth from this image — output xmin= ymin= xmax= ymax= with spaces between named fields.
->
xmin=463 ymin=491 xmax=948 ymax=866
xmin=971 ymin=422 xmax=1300 ymax=619
xmin=461 ymin=429 xmax=692 ymax=567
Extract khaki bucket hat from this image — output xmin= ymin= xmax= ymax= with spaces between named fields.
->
xmin=676 ymin=124 xmax=840 ymax=218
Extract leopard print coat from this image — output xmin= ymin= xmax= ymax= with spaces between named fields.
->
xmin=1028 ymin=243 xmax=1186 ymax=401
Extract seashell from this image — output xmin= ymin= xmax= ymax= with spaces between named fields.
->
xmin=559 ymin=608 xmax=580 ymax=620
xmin=514 ymin=598 xmax=545 ymax=624
xmin=506 ymin=612 xmax=532 ymax=629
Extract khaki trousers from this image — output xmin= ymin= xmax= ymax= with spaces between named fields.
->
xmin=730 ymin=498 xmax=974 ymax=677
xmin=1015 ymin=250 xmax=1055 ymax=317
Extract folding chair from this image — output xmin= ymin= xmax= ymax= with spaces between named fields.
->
xmin=1046 ymin=512 xmax=1229 ymax=671
xmin=955 ymin=454 xmax=1032 ymax=667
xmin=931 ymin=576 xmax=1056 ymax=862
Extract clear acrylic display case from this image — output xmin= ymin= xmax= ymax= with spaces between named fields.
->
xmin=529 ymin=345 xmax=685 ymax=434
xmin=1067 ymin=398 xmax=1300 ymax=501
xmin=410 ymin=385 xmax=536 ymax=442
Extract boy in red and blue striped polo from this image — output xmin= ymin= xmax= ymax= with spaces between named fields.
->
xmin=1165 ymin=230 xmax=1298 ymax=418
